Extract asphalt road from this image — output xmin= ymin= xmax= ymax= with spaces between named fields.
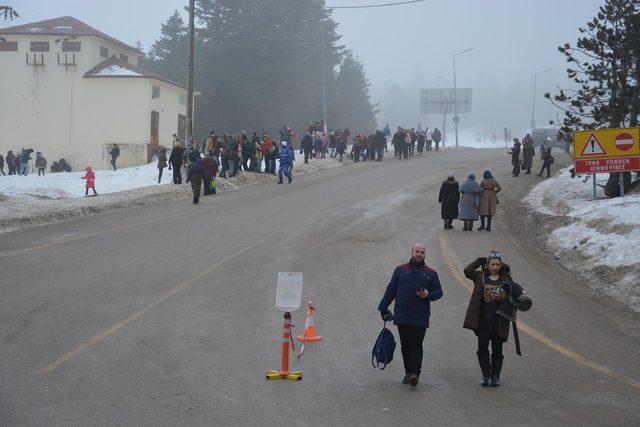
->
xmin=1 ymin=148 xmax=639 ymax=426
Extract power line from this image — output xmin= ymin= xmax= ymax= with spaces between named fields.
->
xmin=327 ymin=0 xmax=427 ymax=9
xmin=283 ymin=0 xmax=427 ymax=10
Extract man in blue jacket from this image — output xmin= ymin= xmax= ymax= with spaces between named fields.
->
xmin=378 ymin=243 xmax=443 ymax=387
xmin=277 ymin=141 xmax=294 ymax=184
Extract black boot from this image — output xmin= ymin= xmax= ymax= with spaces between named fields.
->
xmin=478 ymin=217 xmax=485 ymax=231
xmin=486 ymin=216 xmax=492 ymax=232
xmin=448 ymin=219 xmax=454 ymax=229
xmin=468 ymin=220 xmax=474 ymax=231
xmin=463 ymin=220 xmax=469 ymax=231
xmin=477 ymin=351 xmax=491 ymax=387
xmin=444 ymin=220 xmax=448 ymax=230
xmin=490 ymin=354 xmax=503 ymax=387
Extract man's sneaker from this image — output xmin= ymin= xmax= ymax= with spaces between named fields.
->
xmin=402 ymin=374 xmax=410 ymax=384
xmin=408 ymin=374 xmax=419 ymax=387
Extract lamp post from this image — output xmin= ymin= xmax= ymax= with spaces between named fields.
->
xmin=320 ymin=20 xmax=328 ymax=135
xmin=531 ymin=68 xmax=551 ymax=130
xmin=453 ymin=48 xmax=473 ymax=148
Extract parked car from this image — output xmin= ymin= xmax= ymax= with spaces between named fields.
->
xmin=532 ymin=127 xmax=570 ymax=152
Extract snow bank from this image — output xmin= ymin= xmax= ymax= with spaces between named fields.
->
xmin=0 ymin=162 xmax=173 ymax=199
xmin=0 ymin=157 xmax=343 ymax=234
xmin=524 ymin=166 xmax=640 ymax=311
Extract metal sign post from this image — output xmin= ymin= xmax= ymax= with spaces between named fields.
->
xmin=420 ymin=88 xmax=472 ymax=148
xmin=593 ymin=173 xmax=597 ymax=201
xmin=267 ymin=273 xmax=304 ymax=381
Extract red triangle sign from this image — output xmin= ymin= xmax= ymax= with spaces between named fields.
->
xmin=580 ymin=133 xmax=606 ymax=156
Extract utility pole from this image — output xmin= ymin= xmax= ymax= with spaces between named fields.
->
xmin=320 ymin=19 xmax=328 ymax=135
xmin=453 ymin=48 xmax=473 ymax=148
xmin=531 ymin=69 xmax=551 ymax=130
xmin=186 ymin=0 xmax=195 ymax=148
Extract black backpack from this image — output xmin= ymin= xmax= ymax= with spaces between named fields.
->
xmin=372 ymin=322 xmax=396 ymax=370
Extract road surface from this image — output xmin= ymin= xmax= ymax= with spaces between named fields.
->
xmin=1 ymin=148 xmax=639 ymax=425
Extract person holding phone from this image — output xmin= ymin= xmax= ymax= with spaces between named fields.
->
xmin=378 ymin=243 xmax=444 ymax=387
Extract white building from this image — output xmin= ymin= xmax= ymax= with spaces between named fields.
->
xmin=0 ymin=16 xmax=191 ymax=171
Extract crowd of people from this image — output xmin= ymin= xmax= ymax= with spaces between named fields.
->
xmin=508 ymin=133 xmax=554 ymax=178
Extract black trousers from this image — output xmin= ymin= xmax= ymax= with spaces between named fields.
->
xmin=477 ymin=325 xmax=503 ymax=357
xmin=397 ymin=325 xmax=427 ymax=375
xmin=172 ymin=164 xmax=182 ymax=184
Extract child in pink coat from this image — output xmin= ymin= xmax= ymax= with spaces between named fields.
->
xmin=82 ymin=166 xmax=97 ymax=195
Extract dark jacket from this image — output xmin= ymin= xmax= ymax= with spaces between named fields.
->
xmin=438 ymin=179 xmax=460 ymax=219
xmin=169 ymin=146 xmax=184 ymax=166
xmin=378 ymin=262 xmax=443 ymax=328
xmin=301 ymin=134 xmax=313 ymax=151
xmin=463 ymin=258 xmax=520 ymax=341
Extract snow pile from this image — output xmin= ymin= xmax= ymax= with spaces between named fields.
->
xmin=0 ymin=157 xmax=343 ymax=234
xmin=93 ymin=65 xmax=142 ymax=77
xmin=0 ymin=162 xmax=173 ymax=199
xmin=524 ymin=167 xmax=640 ymax=311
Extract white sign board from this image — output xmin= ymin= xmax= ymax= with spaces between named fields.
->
xmin=275 ymin=272 xmax=303 ymax=312
xmin=420 ymin=88 xmax=473 ymax=114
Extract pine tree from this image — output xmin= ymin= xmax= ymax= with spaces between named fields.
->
xmin=334 ymin=51 xmax=377 ymax=132
xmin=144 ymin=10 xmax=188 ymax=85
xmin=546 ymin=0 xmax=640 ymax=196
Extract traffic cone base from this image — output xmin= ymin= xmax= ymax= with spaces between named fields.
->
xmin=266 ymin=370 xmax=302 ymax=381
xmin=297 ymin=333 xmax=322 ymax=342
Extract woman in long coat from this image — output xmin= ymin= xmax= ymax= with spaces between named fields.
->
xmin=463 ymin=251 xmax=532 ymax=387
xmin=438 ymin=173 xmax=460 ymax=229
xmin=458 ymin=173 xmax=482 ymax=231
xmin=478 ymin=170 xmax=501 ymax=232
xmin=521 ymin=134 xmax=535 ymax=174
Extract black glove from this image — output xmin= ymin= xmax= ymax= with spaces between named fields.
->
xmin=381 ymin=310 xmax=393 ymax=322
xmin=477 ymin=257 xmax=487 ymax=265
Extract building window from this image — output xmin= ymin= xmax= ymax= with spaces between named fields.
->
xmin=100 ymin=46 xmax=108 ymax=58
xmin=62 ymin=41 xmax=81 ymax=52
xmin=0 ymin=41 xmax=18 ymax=52
xmin=119 ymin=54 xmax=128 ymax=62
xmin=178 ymin=93 xmax=187 ymax=106
xmin=152 ymin=85 xmax=160 ymax=99
xmin=30 ymin=41 xmax=49 ymax=52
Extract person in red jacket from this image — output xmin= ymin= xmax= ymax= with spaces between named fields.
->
xmin=82 ymin=166 xmax=97 ymax=196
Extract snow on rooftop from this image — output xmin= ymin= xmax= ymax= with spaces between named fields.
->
xmin=52 ymin=25 xmax=73 ymax=30
xmin=27 ymin=27 xmax=44 ymax=32
xmin=93 ymin=65 xmax=142 ymax=77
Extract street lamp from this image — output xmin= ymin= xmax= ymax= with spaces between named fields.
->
xmin=453 ymin=47 xmax=473 ymax=148
xmin=531 ymin=68 xmax=551 ymax=130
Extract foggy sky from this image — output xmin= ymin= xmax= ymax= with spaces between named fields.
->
xmin=3 ymin=0 xmax=605 ymax=138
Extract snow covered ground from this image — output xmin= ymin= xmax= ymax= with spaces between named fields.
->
xmin=0 ymin=157 xmax=343 ymax=234
xmin=444 ymin=128 xmax=526 ymax=149
xmin=524 ymin=166 xmax=640 ymax=312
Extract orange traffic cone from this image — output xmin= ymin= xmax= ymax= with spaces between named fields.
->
xmin=297 ymin=301 xmax=322 ymax=343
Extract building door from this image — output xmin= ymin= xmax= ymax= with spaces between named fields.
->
xmin=177 ymin=114 xmax=186 ymax=142
xmin=149 ymin=110 xmax=160 ymax=163
xmin=150 ymin=111 xmax=159 ymax=145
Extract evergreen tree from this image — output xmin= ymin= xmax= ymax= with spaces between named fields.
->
xmin=334 ymin=51 xmax=377 ymax=132
xmin=144 ymin=1 xmax=377 ymax=137
xmin=144 ymin=10 xmax=188 ymax=85
xmin=546 ymin=0 xmax=640 ymax=196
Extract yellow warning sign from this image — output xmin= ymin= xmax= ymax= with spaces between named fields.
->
xmin=574 ymin=127 xmax=640 ymax=160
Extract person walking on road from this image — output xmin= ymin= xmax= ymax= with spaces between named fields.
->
xmin=463 ymin=250 xmax=532 ymax=387
xmin=277 ymin=141 xmax=294 ymax=184
xmin=378 ymin=243 xmax=443 ymax=388
xmin=187 ymin=156 xmax=203 ymax=204
xmin=169 ymin=144 xmax=184 ymax=184
xmin=478 ymin=170 xmax=501 ymax=232
xmin=459 ymin=173 xmax=482 ymax=231
xmin=522 ymin=135 xmax=535 ymax=175
xmin=432 ymin=128 xmax=442 ymax=151
xmin=510 ymin=138 xmax=521 ymax=177
xmin=438 ymin=173 xmax=460 ymax=229
xmin=538 ymin=140 xmax=554 ymax=178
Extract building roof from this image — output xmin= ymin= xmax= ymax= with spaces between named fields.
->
xmin=0 ymin=16 xmax=141 ymax=53
xmin=84 ymin=56 xmax=187 ymax=90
